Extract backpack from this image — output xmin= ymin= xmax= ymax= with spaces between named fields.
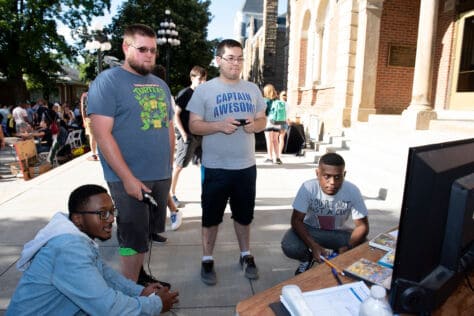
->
xmin=269 ymin=100 xmax=287 ymax=125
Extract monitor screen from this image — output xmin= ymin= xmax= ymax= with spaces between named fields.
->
xmin=389 ymin=138 xmax=474 ymax=314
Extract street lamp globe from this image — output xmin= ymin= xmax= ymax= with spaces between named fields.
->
xmin=157 ymin=9 xmax=181 ymax=83
xmin=85 ymin=24 xmax=111 ymax=74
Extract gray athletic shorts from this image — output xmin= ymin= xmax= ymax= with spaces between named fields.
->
xmin=175 ymin=132 xmax=201 ymax=168
xmin=108 ymin=179 xmax=171 ymax=254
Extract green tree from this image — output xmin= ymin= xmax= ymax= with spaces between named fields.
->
xmin=108 ymin=0 xmax=217 ymax=94
xmin=0 ymin=0 xmax=111 ymax=103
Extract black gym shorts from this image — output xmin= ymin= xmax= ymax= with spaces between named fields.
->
xmin=201 ymin=165 xmax=256 ymax=227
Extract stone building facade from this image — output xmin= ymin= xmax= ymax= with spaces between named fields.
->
xmin=238 ymin=0 xmax=289 ymax=92
xmin=234 ymin=0 xmax=265 ymax=44
xmin=285 ymin=0 xmax=474 ymax=133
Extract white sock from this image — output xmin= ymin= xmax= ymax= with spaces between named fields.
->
xmin=241 ymin=251 xmax=251 ymax=258
xmin=202 ymin=255 xmax=213 ymax=262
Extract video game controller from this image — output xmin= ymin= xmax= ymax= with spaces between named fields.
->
xmin=142 ymin=192 xmax=158 ymax=206
xmin=235 ymin=119 xmax=248 ymax=126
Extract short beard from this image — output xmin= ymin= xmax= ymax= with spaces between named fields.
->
xmin=128 ymin=60 xmax=154 ymax=76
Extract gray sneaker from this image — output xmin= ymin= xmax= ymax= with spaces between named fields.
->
xmin=294 ymin=260 xmax=315 ymax=275
xmin=239 ymin=255 xmax=259 ymax=279
xmin=201 ymin=260 xmax=217 ymax=285
xmin=172 ymin=195 xmax=184 ymax=208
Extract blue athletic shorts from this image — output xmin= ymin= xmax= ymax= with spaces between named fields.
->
xmin=201 ymin=165 xmax=256 ymax=227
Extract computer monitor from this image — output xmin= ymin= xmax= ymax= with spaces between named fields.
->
xmin=389 ymin=138 xmax=474 ymax=314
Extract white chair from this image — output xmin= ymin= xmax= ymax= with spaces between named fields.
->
xmin=65 ymin=130 xmax=82 ymax=149
xmin=38 ymin=138 xmax=59 ymax=167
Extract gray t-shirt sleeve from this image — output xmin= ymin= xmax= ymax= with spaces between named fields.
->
xmin=252 ymin=84 xmax=267 ymax=114
xmin=87 ymin=70 xmax=116 ymax=117
xmin=187 ymin=86 xmax=205 ymax=117
xmin=346 ymin=183 xmax=368 ymax=220
xmin=292 ymin=182 xmax=311 ymax=214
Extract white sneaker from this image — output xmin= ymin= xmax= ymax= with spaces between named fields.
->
xmin=170 ymin=211 xmax=182 ymax=231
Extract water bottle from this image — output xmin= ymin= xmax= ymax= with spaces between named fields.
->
xmin=359 ymin=285 xmax=393 ymax=316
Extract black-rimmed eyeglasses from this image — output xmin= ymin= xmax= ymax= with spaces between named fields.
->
xmin=129 ymin=44 xmax=157 ymax=54
xmin=74 ymin=208 xmax=116 ymax=221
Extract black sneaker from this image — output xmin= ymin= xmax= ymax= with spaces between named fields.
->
xmin=137 ymin=267 xmax=171 ymax=289
xmin=294 ymin=259 xmax=315 ymax=275
xmin=201 ymin=260 xmax=217 ymax=285
xmin=239 ymin=255 xmax=259 ymax=279
xmin=150 ymin=233 xmax=167 ymax=243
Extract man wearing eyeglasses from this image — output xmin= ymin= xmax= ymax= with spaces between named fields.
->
xmin=87 ymin=24 xmax=175 ymax=287
xmin=7 ymin=184 xmax=179 ymax=315
xmin=188 ymin=39 xmax=267 ymax=285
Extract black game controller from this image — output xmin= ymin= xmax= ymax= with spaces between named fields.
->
xmin=235 ymin=119 xmax=248 ymax=126
xmin=142 ymin=192 xmax=158 ymax=206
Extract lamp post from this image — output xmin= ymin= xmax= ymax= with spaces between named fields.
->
xmin=85 ymin=23 xmax=112 ymax=75
xmin=157 ymin=9 xmax=181 ymax=83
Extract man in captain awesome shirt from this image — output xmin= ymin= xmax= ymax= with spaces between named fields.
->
xmin=188 ymin=39 xmax=266 ymax=286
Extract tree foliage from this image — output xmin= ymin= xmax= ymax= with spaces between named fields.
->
xmin=0 ymin=0 xmax=111 ymax=103
xmin=108 ymin=0 xmax=217 ymax=94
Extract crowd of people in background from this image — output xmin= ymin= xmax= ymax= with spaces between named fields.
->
xmin=0 ymin=98 xmax=87 ymax=163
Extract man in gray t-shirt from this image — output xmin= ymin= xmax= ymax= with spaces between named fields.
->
xmin=87 ymin=24 xmax=175 ymax=290
xmin=281 ymin=152 xmax=369 ymax=275
xmin=188 ymin=39 xmax=266 ymax=286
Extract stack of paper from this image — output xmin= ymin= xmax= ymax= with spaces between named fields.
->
xmin=280 ymin=281 xmax=370 ymax=316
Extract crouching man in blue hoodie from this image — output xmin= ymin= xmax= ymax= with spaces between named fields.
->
xmin=7 ymin=184 xmax=179 ymax=315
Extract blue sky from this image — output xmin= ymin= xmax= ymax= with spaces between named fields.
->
xmin=58 ymin=0 xmax=288 ymax=42
xmin=208 ymin=0 xmax=288 ymax=40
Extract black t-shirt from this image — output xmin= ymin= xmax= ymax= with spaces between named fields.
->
xmin=36 ymin=106 xmax=48 ymax=124
xmin=175 ymin=87 xmax=194 ymax=135
xmin=37 ymin=127 xmax=53 ymax=148
xmin=39 ymin=107 xmax=58 ymax=124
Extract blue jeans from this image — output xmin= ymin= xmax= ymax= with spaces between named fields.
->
xmin=281 ymin=224 xmax=351 ymax=261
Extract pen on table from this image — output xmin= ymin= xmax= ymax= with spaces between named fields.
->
xmin=331 ymin=268 xmax=343 ymax=285
xmin=319 ymin=255 xmax=345 ymax=276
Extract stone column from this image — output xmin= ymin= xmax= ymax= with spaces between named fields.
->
xmin=351 ymin=0 xmax=384 ymax=122
xmin=401 ymin=0 xmax=439 ymax=129
xmin=331 ymin=0 xmax=358 ymax=129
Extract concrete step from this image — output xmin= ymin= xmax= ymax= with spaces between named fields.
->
xmin=367 ymin=114 xmax=402 ymax=127
xmin=309 ymin=114 xmax=472 ymax=208
xmin=316 ymin=139 xmax=350 ymax=153
xmin=429 ymin=119 xmax=474 ymax=135
xmin=366 ymin=112 xmax=473 ymax=138
xmin=316 ymin=120 xmax=472 ymax=211
xmin=436 ymin=110 xmax=474 ymax=120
